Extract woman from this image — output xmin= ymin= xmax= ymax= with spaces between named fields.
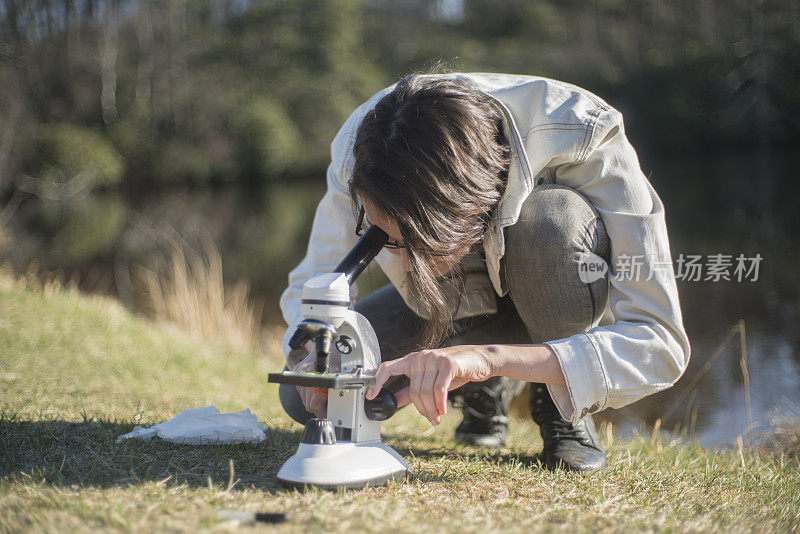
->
xmin=278 ymin=73 xmax=690 ymax=474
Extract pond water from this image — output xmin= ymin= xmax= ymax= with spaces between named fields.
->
xmin=602 ymin=318 xmax=800 ymax=448
xmin=600 ymin=148 xmax=800 ymax=447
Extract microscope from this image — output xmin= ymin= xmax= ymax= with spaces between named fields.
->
xmin=267 ymin=225 xmax=408 ymax=489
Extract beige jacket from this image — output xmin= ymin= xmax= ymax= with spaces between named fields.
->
xmin=280 ymin=73 xmax=691 ymax=422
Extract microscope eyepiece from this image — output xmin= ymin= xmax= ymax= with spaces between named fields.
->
xmin=334 ymin=226 xmax=389 ymax=284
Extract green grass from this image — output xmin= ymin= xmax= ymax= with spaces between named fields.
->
xmin=2 ymin=278 xmax=799 ymax=533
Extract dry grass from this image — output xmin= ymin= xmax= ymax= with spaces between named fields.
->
xmin=2 ymin=273 xmax=800 ymax=533
xmin=135 ymin=241 xmax=263 ymax=353
xmin=2 ymin=233 xmax=266 ymax=356
xmin=2 ymin=262 xmax=74 ymax=296
xmin=763 ymin=404 xmax=800 ymax=456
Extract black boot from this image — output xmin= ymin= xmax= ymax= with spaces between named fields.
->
xmin=449 ymin=376 xmax=517 ymax=448
xmin=529 ymin=383 xmax=607 ymax=474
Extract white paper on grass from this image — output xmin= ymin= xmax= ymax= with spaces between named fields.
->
xmin=117 ymin=406 xmax=267 ymax=445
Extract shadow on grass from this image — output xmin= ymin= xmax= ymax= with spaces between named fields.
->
xmin=0 ymin=417 xmax=302 ymax=492
xmin=2 ymin=417 xmax=554 ymax=491
xmin=386 ymin=432 xmax=547 ymax=480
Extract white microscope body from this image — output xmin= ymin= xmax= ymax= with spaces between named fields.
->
xmin=269 ymin=269 xmax=408 ymax=489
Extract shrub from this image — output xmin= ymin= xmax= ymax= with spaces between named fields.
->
xmin=32 ymin=124 xmax=124 ymax=188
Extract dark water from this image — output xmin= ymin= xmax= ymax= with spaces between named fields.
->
xmin=603 ymin=322 xmax=800 ymax=447
xmin=600 ymin=149 xmax=800 ymax=446
xmin=6 ymin=149 xmax=799 ymax=447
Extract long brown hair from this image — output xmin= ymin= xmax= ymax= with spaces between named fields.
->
xmin=349 ymin=73 xmax=510 ymax=348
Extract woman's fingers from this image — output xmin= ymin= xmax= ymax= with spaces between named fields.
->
xmin=393 ymin=386 xmax=411 ymax=408
xmin=309 ymin=392 xmax=327 ymax=418
xmin=296 ymin=385 xmax=327 ymax=418
xmin=419 ymin=364 xmax=440 ymax=424
xmin=433 ymin=363 xmax=454 ymax=417
xmin=367 ymin=358 xmax=410 ymax=399
xmin=408 ymin=360 xmax=431 ymax=422
xmin=367 ymin=352 xmax=461 ymax=425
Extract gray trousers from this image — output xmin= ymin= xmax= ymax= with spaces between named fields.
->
xmin=279 ymin=185 xmax=611 ymax=424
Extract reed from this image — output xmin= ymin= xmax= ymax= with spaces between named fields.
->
xmin=135 ymin=240 xmax=263 ymax=353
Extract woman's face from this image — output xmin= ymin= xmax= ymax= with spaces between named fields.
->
xmin=362 ymin=201 xmax=462 ymax=277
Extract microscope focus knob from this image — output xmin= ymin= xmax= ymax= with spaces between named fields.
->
xmin=364 ymin=389 xmax=398 ymax=421
xmin=301 ymin=418 xmax=337 ymax=445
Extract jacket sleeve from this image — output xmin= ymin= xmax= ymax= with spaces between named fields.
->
xmin=278 ymin=101 xmax=376 ymax=368
xmin=544 ymin=108 xmax=691 ymax=422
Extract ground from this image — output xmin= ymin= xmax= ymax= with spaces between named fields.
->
xmin=1 ymin=277 xmax=799 ymax=533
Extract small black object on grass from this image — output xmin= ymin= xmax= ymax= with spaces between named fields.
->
xmin=217 ymin=510 xmax=289 ymax=524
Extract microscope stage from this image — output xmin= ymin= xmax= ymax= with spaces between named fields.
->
xmin=268 ymin=370 xmax=376 ymax=389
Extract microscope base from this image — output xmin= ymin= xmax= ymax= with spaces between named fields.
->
xmin=277 ymin=441 xmax=408 ymax=490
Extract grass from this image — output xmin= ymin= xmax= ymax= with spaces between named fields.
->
xmin=2 ymin=276 xmax=800 ymax=532
xmin=134 ymin=241 xmax=263 ymax=353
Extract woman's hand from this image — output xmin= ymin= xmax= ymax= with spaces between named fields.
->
xmin=293 ymin=350 xmax=341 ymax=418
xmin=366 ymin=345 xmax=496 ymax=426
